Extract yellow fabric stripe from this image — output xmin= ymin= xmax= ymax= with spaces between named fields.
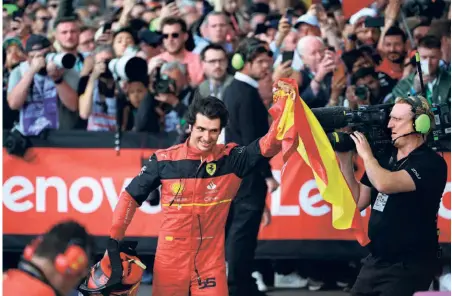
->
xmin=276 ymin=98 xmax=294 ymax=141
xmin=296 ymin=98 xmax=357 ymax=230
xmin=162 ymin=199 xmax=232 ymax=207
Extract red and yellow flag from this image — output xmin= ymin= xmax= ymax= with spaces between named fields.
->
xmin=270 ymin=78 xmax=369 ymax=246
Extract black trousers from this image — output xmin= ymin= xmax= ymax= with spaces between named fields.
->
xmin=225 ymin=200 xmax=264 ymax=296
xmin=351 ymin=254 xmax=438 ymax=296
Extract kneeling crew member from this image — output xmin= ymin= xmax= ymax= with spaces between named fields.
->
xmin=3 ymin=220 xmax=94 ymax=296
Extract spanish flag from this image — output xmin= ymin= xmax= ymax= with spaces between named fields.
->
xmin=271 ymin=78 xmax=369 ymax=246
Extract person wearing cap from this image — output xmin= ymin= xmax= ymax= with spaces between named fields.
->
xmin=3 ymin=37 xmax=26 ymax=74
xmin=7 ymin=34 xmax=79 ymax=135
xmin=344 ymin=8 xmax=380 ymax=51
xmin=138 ymin=30 xmax=164 ymax=61
xmin=293 ymin=13 xmax=321 ymax=40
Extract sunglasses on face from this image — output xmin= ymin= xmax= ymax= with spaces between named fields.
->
xmin=163 ymin=33 xmax=180 ymax=39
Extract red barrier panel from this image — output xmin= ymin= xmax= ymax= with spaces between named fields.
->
xmin=3 ymin=148 xmax=450 ymax=243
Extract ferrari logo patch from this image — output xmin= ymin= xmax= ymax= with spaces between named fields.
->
xmin=206 ymin=163 xmax=217 ymax=176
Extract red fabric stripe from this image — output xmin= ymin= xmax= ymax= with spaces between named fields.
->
xmin=293 ymin=86 xmax=328 ymax=185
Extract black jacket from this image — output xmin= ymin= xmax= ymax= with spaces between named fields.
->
xmin=223 ymin=78 xmax=272 ymax=208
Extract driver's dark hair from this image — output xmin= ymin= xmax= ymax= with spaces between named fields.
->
xmin=186 ymin=96 xmax=229 ymax=129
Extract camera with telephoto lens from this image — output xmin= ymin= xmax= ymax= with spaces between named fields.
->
xmin=311 ymin=101 xmax=451 ymax=157
xmin=4 ymin=126 xmax=30 ymax=157
xmin=107 ymin=47 xmax=148 ymax=81
xmin=45 ymin=52 xmax=77 ymax=69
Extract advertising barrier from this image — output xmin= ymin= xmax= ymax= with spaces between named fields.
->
xmin=3 ymin=131 xmax=451 ymax=259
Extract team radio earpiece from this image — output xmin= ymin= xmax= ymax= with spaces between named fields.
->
xmin=23 ymin=236 xmax=89 ymax=276
xmin=407 ymin=95 xmax=432 ymax=134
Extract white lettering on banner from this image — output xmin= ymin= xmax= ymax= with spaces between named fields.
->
xmin=101 ymin=177 xmax=132 ymax=209
xmin=2 ymin=176 xmax=161 ymax=214
xmin=439 ymin=182 xmax=451 ymax=220
xmin=270 ymin=171 xmax=300 ymax=216
xmin=36 ymin=177 xmax=68 ymax=212
xmin=299 ymin=180 xmax=331 ymax=216
xmin=69 ymin=177 xmax=103 ymax=213
xmin=2 ymin=176 xmax=450 ymax=220
xmin=3 ymin=176 xmax=34 ymax=212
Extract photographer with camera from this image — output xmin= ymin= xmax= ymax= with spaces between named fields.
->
xmin=78 ymin=44 xmax=118 ymax=131
xmin=345 ymin=67 xmax=394 ymax=109
xmin=150 ymin=61 xmax=190 ymax=133
xmin=7 ymin=34 xmax=79 ymax=136
xmin=337 ymin=95 xmax=447 ymax=295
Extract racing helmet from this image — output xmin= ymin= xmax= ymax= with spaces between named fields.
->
xmin=78 ymin=240 xmax=146 ymax=296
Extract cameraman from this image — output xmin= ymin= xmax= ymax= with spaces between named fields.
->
xmin=337 ymin=95 xmax=447 ymax=295
xmin=7 ymin=34 xmax=79 ymax=136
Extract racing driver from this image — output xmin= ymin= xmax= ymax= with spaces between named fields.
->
xmin=108 ymin=95 xmax=285 ymax=296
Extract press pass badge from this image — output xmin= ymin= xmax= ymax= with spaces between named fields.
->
xmin=373 ymin=193 xmax=388 ymax=212
xmin=420 ymin=59 xmax=429 ymax=75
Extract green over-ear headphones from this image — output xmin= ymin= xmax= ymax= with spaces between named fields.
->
xmin=231 ymin=39 xmax=271 ymax=71
xmin=231 ymin=52 xmax=245 ymax=70
xmin=398 ymin=95 xmax=432 ymax=134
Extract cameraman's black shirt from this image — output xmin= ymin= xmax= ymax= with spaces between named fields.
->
xmin=360 ymin=144 xmax=447 ymax=261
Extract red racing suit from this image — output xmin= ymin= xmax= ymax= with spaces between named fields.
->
xmin=109 ymin=123 xmax=281 ymax=296
xmin=4 ymin=268 xmax=60 ymax=296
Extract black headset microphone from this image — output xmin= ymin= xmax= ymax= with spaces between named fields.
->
xmin=391 ymin=131 xmax=417 ymax=145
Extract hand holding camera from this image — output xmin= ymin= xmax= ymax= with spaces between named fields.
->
xmin=47 ymin=62 xmax=65 ymax=82
xmin=350 ymin=131 xmax=374 ymax=162
xmin=91 ymin=61 xmax=107 ymax=79
xmin=30 ymin=53 xmax=46 ymax=74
